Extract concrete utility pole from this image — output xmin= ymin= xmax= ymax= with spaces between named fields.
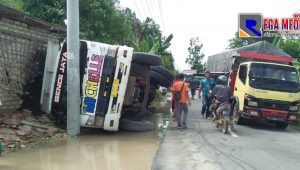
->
xmin=67 ymin=0 xmax=80 ymax=136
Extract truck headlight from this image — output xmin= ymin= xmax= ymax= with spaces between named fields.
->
xmin=289 ymin=105 xmax=298 ymax=111
xmin=86 ymin=116 xmax=95 ymax=126
xmin=248 ymin=101 xmax=258 ymax=107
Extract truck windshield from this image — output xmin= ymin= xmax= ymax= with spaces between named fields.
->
xmin=249 ymin=63 xmax=300 ymax=93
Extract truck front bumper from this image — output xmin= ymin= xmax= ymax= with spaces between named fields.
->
xmin=243 ymin=106 xmax=299 ymax=123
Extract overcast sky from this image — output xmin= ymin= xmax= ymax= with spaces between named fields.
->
xmin=119 ymin=0 xmax=300 ymax=71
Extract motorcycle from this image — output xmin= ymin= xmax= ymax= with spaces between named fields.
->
xmin=210 ymin=99 xmax=232 ymax=134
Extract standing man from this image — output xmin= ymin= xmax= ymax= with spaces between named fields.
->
xmin=189 ymin=77 xmax=198 ymax=100
xmin=173 ymin=74 xmax=191 ymax=128
xmin=199 ymin=71 xmax=215 ymax=119
xmin=171 ymin=74 xmax=180 ymax=120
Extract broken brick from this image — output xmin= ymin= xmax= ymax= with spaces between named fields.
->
xmin=18 ymin=125 xmax=32 ymax=133
xmin=47 ymin=127 xmax=58 ymax=136
xmin=16 ymin=130 xmax=30 ymax=136
xmin=0 ymin=128 xmax=16 ymax=135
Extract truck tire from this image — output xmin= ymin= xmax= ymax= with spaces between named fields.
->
xmin=237 ymin=117 xmax=245 ymax=125
xmin=119 ymin=118 xmax=153 ymax=132
xmin=150 ymin=71 xmax=172 ymax=88
xmin=276 ymin=123 xmax=288 ymax=129
xmin=151 ymin=66 xmax=174 ymax=81
xmin=132 ymin=53 xmax=162 ymax=66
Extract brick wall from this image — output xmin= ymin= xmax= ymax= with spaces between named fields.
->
xmin=0 ymin=17 xmax=62 ymax=113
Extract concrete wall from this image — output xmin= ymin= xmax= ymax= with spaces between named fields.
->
xmin=0 ymin=17 xmax=62 ymax=113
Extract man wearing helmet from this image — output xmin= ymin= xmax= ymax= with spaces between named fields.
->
xmin=210 ymin=75 xmax=235 ymax=131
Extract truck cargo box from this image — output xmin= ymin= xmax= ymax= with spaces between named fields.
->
xmin=207 ymin=41 xmax=294 ymax=72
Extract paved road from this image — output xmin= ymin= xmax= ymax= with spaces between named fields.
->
xmin=152 ymin=98 xmax=300 ymax=170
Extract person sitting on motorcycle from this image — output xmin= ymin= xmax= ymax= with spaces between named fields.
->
xmin=210 ymin=75 xmax=235 ymax=130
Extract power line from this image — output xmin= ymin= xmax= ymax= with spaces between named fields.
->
xmin=138 ymin=0 xmax=148 ymax=20
xmin=148 ymin=0 xmax=159 ymax=23
xmin=272 ymin=0 xmax=296 ymax=17
xmin=133 ymin=0 xmax=144 ymax=19
xmin=145 ymin=0 xmax=154 ymax=19
xmin=157 ymin=0 xmax=165 ymax=31
xmin=149 ymin=0 xmax=155 ymax=16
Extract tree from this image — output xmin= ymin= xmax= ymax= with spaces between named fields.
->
xmin=0 ymin=0 xmax=23 ymax=11
xmin=1 ymin=0 xmax=177 ymax=72
xmin=79 ymin=0 xmax=133 ymax=44
xmin=277 ymin=39 xmax=300 ymax=60
xmin=19 ymin=0 xmax=132 ymax=44
xmin=161 ymin=52 xmax=176 ymax=73
xmin=21 ymin=0 xmax=66 ymax=26
xmin=227 ymin=32 xmax=276 ymax=49
xmin=185 ymin=37 xmax=206 ymax=73
xmin=124 ymin=12 xmax=176 ymax=73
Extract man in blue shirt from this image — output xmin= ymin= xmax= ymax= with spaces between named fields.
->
xmin=199 ymin=71 xmax=216 ymax=119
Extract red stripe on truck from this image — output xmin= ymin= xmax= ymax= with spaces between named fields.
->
xmin=239 ymin=52 xmax=294 ymax=63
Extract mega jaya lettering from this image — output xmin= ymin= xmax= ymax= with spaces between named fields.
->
xmin=83 ymin=54 xmax=104 ymax=113
xmin=54 ymin=52 xmax=67 ymax=103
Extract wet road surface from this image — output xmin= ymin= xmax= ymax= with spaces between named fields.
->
xmin=1 ymin=98 xmax=300 ymax=170
xmin=0 ymin=132 xmax=159 ymax=170
xmin=0 ymin=113 xmax=169 ymax=170
xmin=152 ymin=98 xmax=300 ymax=170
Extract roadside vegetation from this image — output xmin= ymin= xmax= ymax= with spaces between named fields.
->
xmin=0 ymin=0 xmax=176 ymax=74
xmin=291 ymin=122 xmax=300 ymax=131
xmin=151 ymin=90 xmax=171 ymax=116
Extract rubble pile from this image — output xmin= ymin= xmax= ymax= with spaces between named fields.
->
xmin=0 ymin=110 xmax=66 ymax=155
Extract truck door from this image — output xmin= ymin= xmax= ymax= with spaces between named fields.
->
xmin=234 ymin=64 xmax=248 ymax=111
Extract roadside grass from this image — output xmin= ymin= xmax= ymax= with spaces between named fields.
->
xmin=151 ymin=101 xmax=171 ymax=115
xmin=151 ymin=90 xmax=172 ymax=115
xmin=291 ymin=122 xmax=300 ymax=131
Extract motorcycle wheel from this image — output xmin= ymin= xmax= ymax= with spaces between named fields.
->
xmin=222 ymin=120 xmax=229 ymax=134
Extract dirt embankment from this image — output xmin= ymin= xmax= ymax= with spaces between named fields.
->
xmin=0 ymin=110 xmax=67 ymax=155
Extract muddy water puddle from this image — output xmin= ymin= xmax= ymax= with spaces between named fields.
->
xmin=0 ymin=112 xmax=171 ymax=170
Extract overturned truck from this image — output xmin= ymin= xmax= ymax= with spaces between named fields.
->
xmin=207 ymin=41 xmax=300 ymax=129
xmin=40 ymin=40 xmax=174 ymax=131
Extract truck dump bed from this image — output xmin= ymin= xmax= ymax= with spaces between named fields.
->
xmin=207 ymin=41 xmax=293 ymax=72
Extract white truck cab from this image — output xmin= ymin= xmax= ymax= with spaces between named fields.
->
xmin=41 ymin=40 xmax=133 ymax=131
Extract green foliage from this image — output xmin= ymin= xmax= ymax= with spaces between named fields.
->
xmin=21 ymin=0 xmax=65 ymax=25
xmin=161 ymin=53 xmax=176 ymax=73
xmin=125 ymin=14 xmax=176 ymax=73
xmin=277 ymin=39 xmax=300 ymax=60
xmin=185 ymin=37 xmax=206 ymax=74
xmin=2 ymin=0 xmax=177 ymax=72
xmin=154 ymin=89 xmax=164 ymax=102
xmin=159 ymin=34 xmax=173 ymax=53
xmin=0 ymin=0 xmax=24 ymax=11
xmin=227 ymin=32 xmax=276 ymax=49
xmin=79 ymin=0 xmax=131 ymax=44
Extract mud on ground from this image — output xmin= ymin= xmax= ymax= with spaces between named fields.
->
xmin=0 ymin=109 xmax=67 ymax=156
